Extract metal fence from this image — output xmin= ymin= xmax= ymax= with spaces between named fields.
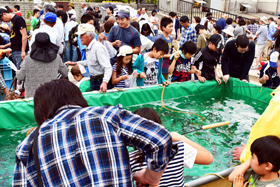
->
xmin=158 ymin=0 xmax=256 ymax=24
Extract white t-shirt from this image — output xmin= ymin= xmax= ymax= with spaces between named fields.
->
xmin=149 ymin=16 xmax=158 ymax=30
xmin=68 ymin=9 xmax=77 ymax=18
xmin=143 ymin=53 xmax=159 ymax=86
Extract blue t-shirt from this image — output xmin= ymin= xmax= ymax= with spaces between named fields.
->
xmin=156 ymin=34 xmax=173 ymax=74
xmin=170 ymin=55 xmax=192 ymax=82
xmin=216 ymin=18 xmax=227 ymax=30
xmin=259 ymin=63 xmax=280 ymax=89
xmin=0 ymin=33 xmax=10 ymax=46
xmin=112 ymin=63 xmax=129 ymax=88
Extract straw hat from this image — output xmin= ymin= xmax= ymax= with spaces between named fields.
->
xmin=222 ymin=26 xmax=234 ymax=37
xmin=260 ymin=16 xmax=268 ymax=24
xmin=34 ymin=4 xmax=42 ymax=11
xmin=117 ymin=45 xmax=133 ymax=57
xmin=68 ymin=2 xmax=75 ymax=8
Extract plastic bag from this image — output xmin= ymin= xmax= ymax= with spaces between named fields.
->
xmin=101 ymin=40 xmax=117 ymax=59
xmin=125 ymin=70 xmax=138 ymax=88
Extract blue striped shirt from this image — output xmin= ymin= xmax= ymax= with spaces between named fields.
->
xmin=12 ymin=105 xmax=176 ymax=187
xmin=112 ymin=63 xmax=129 ymax=88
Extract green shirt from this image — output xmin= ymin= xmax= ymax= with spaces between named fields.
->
xmin=30 ymin=17 xmax=38 ymax=31
xmin=79 ymin=79 xmax=90 ymax=92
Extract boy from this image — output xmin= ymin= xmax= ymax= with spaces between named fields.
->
xmin=133 ymin=38 xmax=170 ymax=86
xmin=30 ymin=9 xmax=40 ymax=31
xmin=259 ymin=51 xmax=280 ymax=89
xmin=169 ymin=41 xmax=198 ymax=82
xmin=157 ymin=17 xmax=173 ymax=80
xmin=71 ymin=64 xmax=91 ymax=92
xmin=229 ymin=135 xmax=280 ymax=187
xmin=192 ymin=34 xmax=224 ymax=84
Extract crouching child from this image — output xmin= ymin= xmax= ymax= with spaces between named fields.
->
xmin=71 ymin=64 xmax=91 ymax=92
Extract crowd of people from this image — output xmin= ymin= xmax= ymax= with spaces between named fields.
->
xmin=0 ymin=2 xmax=280 ymax=187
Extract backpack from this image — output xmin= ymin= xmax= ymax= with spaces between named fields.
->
xmin=69 ymin=24 xmax=79 ymax=47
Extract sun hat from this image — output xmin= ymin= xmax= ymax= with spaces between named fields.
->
xmin=77 ymin=64 xmax=91 ymax=77
xmin=34 ymin=4 xmax=42 ymax=11
xmin=209 ymin=34 xmax=224 ymax=50
xmin=68 ymin=2 xmax=75 ymax=8
xmin=222 ymin=26 xmax=234 ymax=37
xmin=0 ymin=24 xmax=9 ymax=30
xmin=118 ymin=9 xmax=130 ymax=19
xmin=75 ymin=23 xmax=95 ymax=35
xmin=269 ymin=51 xmax=279 ymax=68
xmin=117 ymin=45 xmax=133 ymax=57
xmin=44 ymin=12 xmax=57 ymax=22
xmin=132 ymin=17 xmax=140 ymax=22
xmin=260 ymin=16 xmax=268 ymax=24
xmin=30 ymin=32 xmax=59 ymax=63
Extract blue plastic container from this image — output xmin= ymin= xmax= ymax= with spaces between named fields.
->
xmin=0 ymin=59 xmax=13 ymax=90
xmin=0 ymin=90 xmax=5 ymax=101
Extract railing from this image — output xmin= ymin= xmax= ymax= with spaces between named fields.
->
xmin=158 ymin=0 xmax=256 ymax=24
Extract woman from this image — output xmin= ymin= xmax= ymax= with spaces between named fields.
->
xmin=67 ymin=2 xmax=76 ymax=18
xmin=213 ymin=25 xmax=224 ymax=45
xmin=191 ymin=16 xmax=201 ymax=28
xmin=149 ymin=10 xmax=159 ymax=36
xmin=204 ymin=16 xmax=213 ymax=34
xmin=17 ymin=33 xmax=68 ymax=98
xmin=233 ymin=17 xmax=249 ymax=38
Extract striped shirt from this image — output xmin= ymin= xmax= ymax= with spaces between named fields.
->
xmin=13 ymin=105 xmax=176 ymax=187
xmin=112 ymin=63 xmax=129 ymax=88
xmin=0 ymin=70 xmax=6 ymax=90
xmin=130 ymin=141 xmax=197 ymax=187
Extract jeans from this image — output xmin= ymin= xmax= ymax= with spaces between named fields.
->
xmin=154 ymin=30 xmax=158 ymax=36
xmin=11 ymin=51 xmax=22 ymax=70
xmin=65 ymin=41 xmax=78 ymax=62
xmin=90 ymin=77 xmax=103 ymax=91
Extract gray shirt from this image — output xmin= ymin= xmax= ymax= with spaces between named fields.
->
xmin=256 ymin=25 xmax=268 ymax=45
xmin=244 ymin=168 xmax=280 ymax=187
xmin=77 ymin=39 xmax=112 ymax=83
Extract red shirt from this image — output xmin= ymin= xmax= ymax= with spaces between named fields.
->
xmin=15 ymin=12 xmax=22 ymax=17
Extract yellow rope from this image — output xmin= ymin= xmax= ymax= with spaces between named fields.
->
xmin=161 ymin=85 xmax=204 ymax=123
xmin=199 ymin=173 xmax=226 ymax=179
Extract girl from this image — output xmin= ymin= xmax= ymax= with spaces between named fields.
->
xmin=112 ymin=45 xmax=137 ymax=88
xmin=130 ymin=108 xmax=213 ymax=187
xmin=149 ymin=10 xmax=159 ymax=36
xmin=141 ymin=23 xmax=156 ymax=42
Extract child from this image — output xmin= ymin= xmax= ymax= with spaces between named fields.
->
xmin=156 ymin=17 xmax=173 ymax=80
xmin=192 ymin=34 xmax=223 ymax=84
xmin=71 ymin=64 xmax=90 ymax=92
xmin=196 ymin=25 xmax=211 ymax=52
xmin=130 ymin=108 xmax=213 ymax=187
xmin=132 ymin=38 xmax=170 ymax=86
xmin=229 ymin=135 xmax=280 ymax=187
xmin=169 ymin=41 xmax=199 ymax=82
xmin=112 ymin=45 xmax=137 ymax=88
xmin=259 ymin=51 xmax=280 ymax=89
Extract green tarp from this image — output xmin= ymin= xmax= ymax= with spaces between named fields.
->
xmin=0 ymin=78 xmax=273 ymax=129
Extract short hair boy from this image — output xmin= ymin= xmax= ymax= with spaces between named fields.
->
xmin=132 ymin=38 xmax=170 ymax=86
xmin=169 ymin=41 xmax=198 ymax=82
xmin=157 ymin=17 xmax=173 ymax=80
xmin=192 ymin=34 xmax=224 ymax=84
xmin=71 ymin=64 xmax=91 ymax=92
xmin=229 ymin=135 xmax=280 ymax=187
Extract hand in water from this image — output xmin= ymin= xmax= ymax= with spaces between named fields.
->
xmin=232 ymin=142 xmax=246 ymax=160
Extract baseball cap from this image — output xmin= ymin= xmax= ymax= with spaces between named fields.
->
xmin=209 ymin=34 xmax=224 ymax=50
xmin=0 ymin=8 xmax=9 ymax=20
xmin=117 ymin=45 xmax=133 ymax=57
xmin=44 ymin=12 xmax=57 ymax=22
xmin=77 ymin=64 xmax=91 ymax=77
xmin=75 ymin=24 xmax=95 ymax=35
xmin=118 ymin=9 xmax=130 ymax=19
xmin=269 ymin=51 xmax=279 ymax=68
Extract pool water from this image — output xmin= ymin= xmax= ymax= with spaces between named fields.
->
xmin=0 ymin=89 xmax=267 ymax=185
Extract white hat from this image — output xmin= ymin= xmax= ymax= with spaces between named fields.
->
xmin=75 ymin=24 xmax=95 ymax=35
xmin=117 ymin=45 xmax=133 ymax=57
xmin=269 ymin=51 xmax=279 ymax=68
xmin=34 ymin=4 xmax=42 ymax=11
xmin=77 ymin=64 xmax=91 ymax=77
xmin=222 ymin=26 xmax=234 ymax=37
xmin=260 ymin=16 xmax=268 ymax=24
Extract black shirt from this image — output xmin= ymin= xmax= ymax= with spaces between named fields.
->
xmin=10 ymin=15 xmax=29 ymax=52
xmin=192 ymin=46 xmax=219 ymax=80
xmin=259 ymin=63 xmax=280 ymax=89
xmin=221 ymin=39 xmax=255 ymax=80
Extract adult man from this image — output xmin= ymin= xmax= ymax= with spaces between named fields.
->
xmin=169 ymin=12 xmax=181 ymax=40
xmin=57 ymin=4 xmax=64 ymax=11
xmin=54 ymin=10 xmax=65 ymax=44
xmin=139 ymin=7 xmax=148 ymax=21
xmin=0 ymin=8 xmax=28 ymax=69
xmin=247 ymin=20 xmax=258 ymax=35
xmin=14 ymin=5 xmax=21 ymax=17
xmin=254 ymin=16 xmax=268 ymax=69
xmin=179 ymin=16 xmax=197 ymax=47
xmin=81 ymin=2 xmax=87 ymax=15
xmin=216 ymin=14 xmax=227 ymax=30
xmin=263 ymin=17 xmax=276 ymax=60
xmin=66 ymin=24 xmax=112 ymax=92
xmin=272 ymin=17 xmax=280 ymax=39
xmin=12 ymin=79 xmax=176 ymax=186
xmin=222 ymin=35 xmax=255 ymax=83
xmin=64 ymin=14 xmax=78 ymax=62
xmin=106 ymin=6 xmax=114 ymax=18
xmin=30 ymin=12 xmax=63 ymax=55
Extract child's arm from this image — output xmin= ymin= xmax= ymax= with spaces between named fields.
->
xmin=168 ymin=52 xmax=179 ymax=75
xmin=170 ymin=132 xmax=213 ymax=165
xmin=2 ymin=48 xmax=12 ymax=54
xmin=111 ymin=71 xmax=128 ymax=85
xmin=259 ymin=74 xmax=269 ymax=85
xmin=163 ymin=54 xmax=172 ymax=59
xmin=190 ymin=66 xmax=201 ymax=75
xmin=228 ymin=159 xmax=251 ymax=183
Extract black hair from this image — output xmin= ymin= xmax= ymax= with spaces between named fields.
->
xmin=56 ymin=10 xmax=64 ymax=18
xmin=268 ymin=17 xmax=274 ymax=21
xmin=140 ymin=18 xmax=145 ymax=21
xmin=152 ymin=38 xmax=169 ymax=54
xmin=93 ymin=12 xmax=99 ymax=18
xmin=104 ymin=15 xmax=110 ymax=21
xmin=181 ymin=41 xmax=197 ymax=55
xmin=57 ymin=4 xmax=64 ymax=9
xmin=180 ymin=16 xmax=189 ymax=23
xmin=226 ymin=18 xmax=233 ymax=25
xmin=151 ymin=9 xmax=157 ymax=16
xmin=131 ymin=21 xmax=139 ymax=32
xmin=104 ymin=20 xmax=114 ymax=33
xmin=34 ymin=79 xmax=88 ymax=125
xmin=206 ymin=12 xmax=212 ymax=17
xmin=87 ymin=7 xmax=93 ymax=12
xmin=141 ymin=23 xmax=154 ymax=36
xmin=33 ymin=9 xmax=40 ymax=15
xmin=194 ymin=16 xmax=201 ymax=24
xmin=5 ymin=6 xmax=11 ymax=13
xmin=251 ymin=135 xmax=280 ymax=172
xmin=14 ymin=5 xmax=20 ymax=11
xmin=45 ymin=5 xmax=55 ymax=13
xmin=107 ymin=6 xmax=114 ymax=14
xmin=169 ymin=12 xmax=176 ymax=18
xmin=115 ymin=55 xmax=132 ymax=76
xmin=250 ymin=19 xmax=256 ymax=24
xmin=81 ymin=13 xmax=93 ymax=24
xmin=238 ymin=17 xmax=246 ymax=26
xmin=160 ymin=17 xmax=173 ymax=31
xmin=235 ymin=35 xmax=250 ymax=48
xmin=134 ymin=108 xmax=162 ymax=124
xmin=195 ymin=24 xmax=205 ymax=35
xmin=214 ymin=25 xmax=221 ymax=34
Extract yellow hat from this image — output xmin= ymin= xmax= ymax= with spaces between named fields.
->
xmin=68 ymin=2 xmax=74 ymax=8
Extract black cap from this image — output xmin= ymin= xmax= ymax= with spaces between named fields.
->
xmin=0 ymin=8 xmax=9 ymax=20
xmin=209 ymin=34 xmax=224 ymax=50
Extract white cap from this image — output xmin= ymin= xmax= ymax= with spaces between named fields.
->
xmin=117 ymin=45 xmax=133 ymax=57
xmin=75 ymin=24 xmax=95 ymax=35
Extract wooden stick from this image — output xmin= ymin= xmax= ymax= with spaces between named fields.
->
xmin=202 ymin=121 xmax=230 ymax=130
